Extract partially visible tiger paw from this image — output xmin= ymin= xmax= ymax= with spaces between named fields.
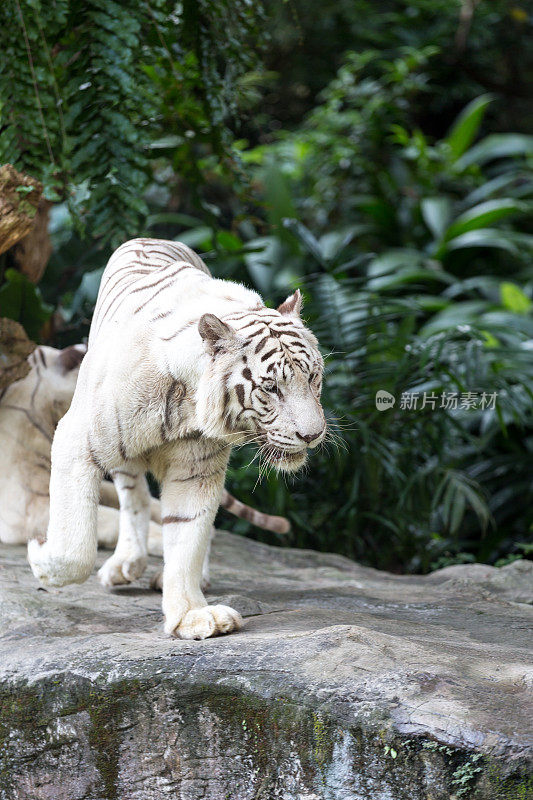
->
xmin=98 ymin=553 xmax=147 ymax=587
xmin=150 ymin=569 xmax=163 ymax=592
xmin=167 ymin=604 xmax=243 ymax=640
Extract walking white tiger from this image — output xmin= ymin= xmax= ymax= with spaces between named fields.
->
xmin=28 ymin=238 xmax=326 ymax=640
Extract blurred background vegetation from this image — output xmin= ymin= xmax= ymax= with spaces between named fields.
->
xmin=1 ymin=0 xmax=532 ymax=572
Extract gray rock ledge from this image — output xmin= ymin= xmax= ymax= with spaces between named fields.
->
xmin=0 ymin=533 xmax=532 ymax=800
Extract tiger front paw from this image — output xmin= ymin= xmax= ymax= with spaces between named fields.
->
xmin=165 ymin=604 xmax=243 ymax=640
xmin=27 ymin=538 xmax=92 ymax=587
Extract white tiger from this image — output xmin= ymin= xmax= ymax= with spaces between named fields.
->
xmin=0 ymin=343 xmax=289 ymax=574
xmin=28 ymin=238 xmax=326 ymax=640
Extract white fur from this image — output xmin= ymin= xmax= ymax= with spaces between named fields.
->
xmin=0 ymin=345 xmax=86 ymax=545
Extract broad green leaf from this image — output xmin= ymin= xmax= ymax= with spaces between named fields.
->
xmin=446 ymin=95 xmax=493 ymax=160
xmin=419 ymin=301 xmax=489 ymax=336
xmin=480 ymin=311 xmax=533 ymax=337
xmin=283 ymin=218 xmax=325 ymax=265
xmin=0 ymin=269 xmax=52 ymax=340
xmin=411 ymin=295 xmax=450 ymax=312
xmin=367 ymin=268 xmax=453 ymax=291
xmin=176 ymin=227 xmax=214 ymax=249
xmin=443 ymin=276 xmax=500 ymax=300
xmin=458 ymin=483 xmax=490 ymax=530
xmin=500 ymin=282 xmax=532 ymax=314
xmin=244 ymin=235 xmax=283 ymax=294
xmin=352 ymin=195 xmax=395 ymax=226
xmin=444 ymin=199 xmax=526 ymax=241
xmin=146 ymin=212 xmax=202 ymax=228
xmin=456 ymin=134 xmax=533 ymax=169
xmin=216 ymin=230 xmax=242 ymax=251
xmin=421 ymin=197 xmax=452 ymax=239
xmin=504 ymin=232 xmax=533 ymax=250
xmin=439 ymin=229 xmax=520 ymax=257
xmin=261 ymin=162 xmax=297 ymax=247
xmin=318 ymin=226 xmax=372 ymax=262
xmin=464 ymin=173 xmax=531 ymax=205
xmin=367 ymin=249 xmax=425 ymax=277
xmin=449 ymin=486 xmax=466 ymax=534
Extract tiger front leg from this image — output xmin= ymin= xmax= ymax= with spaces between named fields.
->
xmin=151 ymin=525 xmax=214 ymax=592
xmin=28 ymin=410 xmax=101 ymax=586
xmin=98 ymin=463 xmax=151 ymax=587
xmin=160 ymin=463 xmax=242 ymax=639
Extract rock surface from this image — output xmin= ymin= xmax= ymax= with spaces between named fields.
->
xmin=0 ymin=533 xmax=532 ymax=800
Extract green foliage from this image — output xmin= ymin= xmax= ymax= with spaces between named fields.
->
xmin=247 ymin=49 xmax=533 ymax=249
xmin=451 ymin=753 xmax=484 ymax=797
xmin=44 ymin=48 xmax=533 ymax=570
xmin=3 ymin=3 xmax=532 ymax=571
xmin=223 ymin=71 xmax=533 ymax=570
xmin=0 ymin=0 xmax=265 ymax=248
xmin=260 ymin=0 xmax=533 ymax=136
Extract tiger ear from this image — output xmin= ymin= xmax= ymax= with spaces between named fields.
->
xmin=56 ymin=344 xmax=86 ymax=374
xmin=277 ymin=288 xmax=302 ymax=317
xmin=199 ymin=314 xmax=239 ymax=354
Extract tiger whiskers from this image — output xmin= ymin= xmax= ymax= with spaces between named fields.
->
xmin=325 ymin=412 xmax=357 ymax=432
xmin=324 ymin=430 xmax=348 ymax=456
xmin=321 ymin=418 xmax=349 ymax=456
xmin=243 ymin=445 xmax=264 ymax=472
xmin=252 ymin=447 xmax=270 ymax=491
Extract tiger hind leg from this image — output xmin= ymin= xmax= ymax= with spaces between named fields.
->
xmin=98 ymin=463 xmax=151 ymax=587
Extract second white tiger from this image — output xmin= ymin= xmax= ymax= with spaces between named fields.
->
xmin=28 ymin=238 xmax=326 ymax=640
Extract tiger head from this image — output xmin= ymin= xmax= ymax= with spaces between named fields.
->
xmin=22 ymin=344 xmax=87 ymax=428
xmin=197 ymin=290 xmax=326 ymax=472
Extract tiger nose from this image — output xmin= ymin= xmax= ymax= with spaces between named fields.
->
xmin=296 ymin=430 xmax=323 ymax=445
